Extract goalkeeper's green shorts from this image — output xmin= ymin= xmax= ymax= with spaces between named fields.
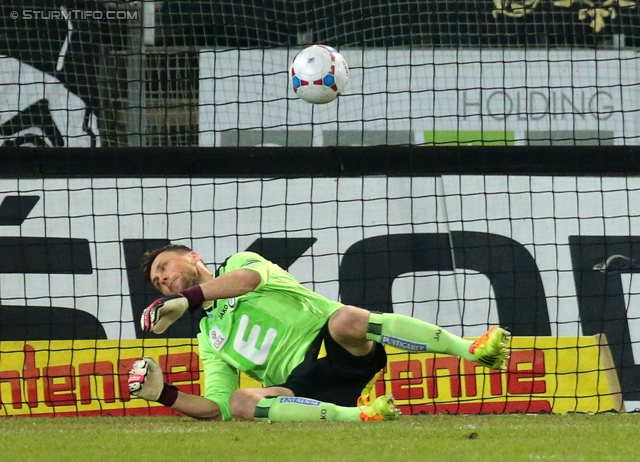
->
xmin=277 ymin=322 xmax=387 ymax=407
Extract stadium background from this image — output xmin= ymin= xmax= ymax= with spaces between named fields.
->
xmin=0 ymin=0 xmax=639 ymax=416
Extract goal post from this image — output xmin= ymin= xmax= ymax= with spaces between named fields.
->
xmin=594 ymin=333 xmax=625 ymax=413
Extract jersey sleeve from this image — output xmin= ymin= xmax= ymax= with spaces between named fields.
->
xmin=198 ymin=332 xmax=240 ymax=421
xmin=222 ymin=251 xmax=272 ymax=291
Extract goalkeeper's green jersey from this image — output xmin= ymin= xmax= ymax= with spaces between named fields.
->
xmin=196 ymin=251 xmax=343 ymax=420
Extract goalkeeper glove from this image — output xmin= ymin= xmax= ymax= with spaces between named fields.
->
xmin=128 ymin=356 xmax=179 ymax=407
xmin=141 ymin=285 xmax=205 ymax=334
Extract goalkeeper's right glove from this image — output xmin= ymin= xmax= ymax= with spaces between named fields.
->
xmin=141 ymin=284 xmax=205 ymax=334
xmin=128 ymin=356 xmax=179 ymax=407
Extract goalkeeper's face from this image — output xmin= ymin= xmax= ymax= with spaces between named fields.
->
xmin=150 ymin=250 xmax=202 ymax=295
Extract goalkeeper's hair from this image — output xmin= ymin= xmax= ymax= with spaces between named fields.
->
xmin=141 ymin=244 xmax=192 ymax=281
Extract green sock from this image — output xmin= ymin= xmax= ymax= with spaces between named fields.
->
xmin=254 ymin=397 xmax=362 ymax=422
xmin=366 ymin=312 xmax=476 ymax=361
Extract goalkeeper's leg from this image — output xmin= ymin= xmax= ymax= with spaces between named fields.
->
xmin=230 ymin=387 xmax=400 ymax=422
xmin=329 ymin=306 xmax=509 ymax=370
xmin=365 ymin=311 xmax=509 ymax=369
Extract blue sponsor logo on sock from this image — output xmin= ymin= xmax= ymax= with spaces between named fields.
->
xmin=381 ymin=335 xmax=427 ymax=351
xmin=279 ymin=397 xmax=321 ymax=406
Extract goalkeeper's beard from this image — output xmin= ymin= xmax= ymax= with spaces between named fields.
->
xmin=171 ymin=271 xmax=201 ymax=295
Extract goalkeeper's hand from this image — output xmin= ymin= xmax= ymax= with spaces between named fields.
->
xmin=141 ymin=295 xmax=188 ymax=334
xmin=128 ymin=356 xmax=164 ymax=401
xmin=141 ymin=285 xmax=205 ymax=334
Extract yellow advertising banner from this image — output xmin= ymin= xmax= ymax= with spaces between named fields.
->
xmin=0 ymin=340 xmax=202 ymax=417
xmin=372 ymin=335 xmax=623 ymax=415
xmin=0 ymin=336 xmax=622 ymax=417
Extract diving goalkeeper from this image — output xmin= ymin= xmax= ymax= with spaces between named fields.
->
xmin=128 ymin=244 xmax=509 ymax=422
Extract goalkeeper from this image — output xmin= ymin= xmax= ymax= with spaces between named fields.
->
xmin=128 ymin=244 xmax=509 ymax=422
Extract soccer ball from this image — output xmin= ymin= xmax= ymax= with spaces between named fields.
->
xmin=289 ymin=44 xmax=349 ymax=104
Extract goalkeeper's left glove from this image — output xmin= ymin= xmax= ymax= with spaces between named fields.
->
xmin=141 ymin=285 xmax=205 ymax=334
xmin=128 ymin=356 xmax=179 ymax=407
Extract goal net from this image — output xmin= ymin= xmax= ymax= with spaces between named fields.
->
xmin=0 ymin=0 xmax=638 ymax=417
xmin=0 ymin=150 xmax=634 ymax=416
xmin=1 ymin=1 xmax=639 ymax=147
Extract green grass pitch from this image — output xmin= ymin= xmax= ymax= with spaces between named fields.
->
xmin=2 ymin=414 xmax=640 ymax=461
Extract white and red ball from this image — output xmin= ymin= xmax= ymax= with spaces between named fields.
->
xmin=289 ymin=44 xmax=349 ymax=104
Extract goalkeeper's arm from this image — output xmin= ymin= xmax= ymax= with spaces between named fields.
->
xmin=142 ymin=268 xmax=262 ymax=334
xmin=128 ymin=357 xmax=223 ymax=420
xmin=173 ymin=392 xmax=223 ymax=420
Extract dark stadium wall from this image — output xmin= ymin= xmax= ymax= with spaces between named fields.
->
xmin=0 ymin=1 xmax=102 ymax=147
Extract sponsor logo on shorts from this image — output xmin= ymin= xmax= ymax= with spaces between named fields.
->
xmin=381 ymin=335 xmax=427 ymax=351
xmin=278 ymin=397 xmax=321 ymax=406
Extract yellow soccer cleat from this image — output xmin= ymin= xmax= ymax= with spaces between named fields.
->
xmin=358 ymin=395 xmax=402 ymax=421
xmin=469 ymin=327 xmax=510 ymax=370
